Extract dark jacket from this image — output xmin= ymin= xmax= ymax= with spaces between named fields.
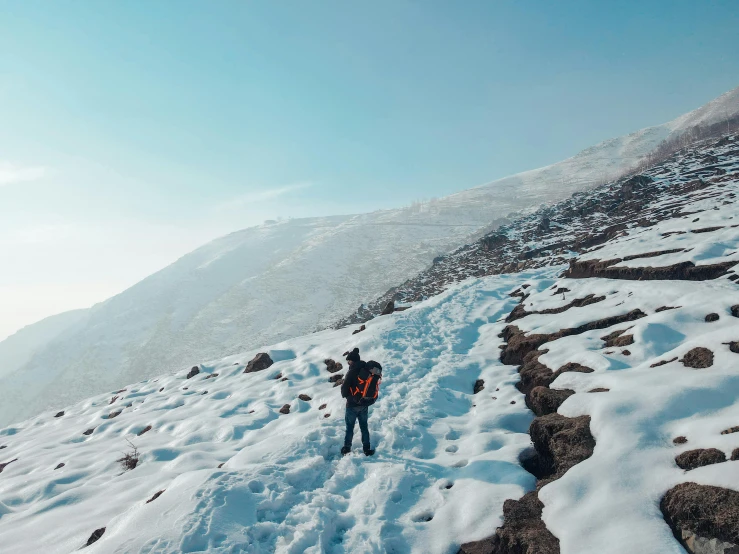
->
xmin=341 ymin=360 xmax=367 ymax=406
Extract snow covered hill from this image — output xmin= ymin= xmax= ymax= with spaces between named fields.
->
xmin=1 ymin=87 xmax=738 ymax=429
xmin=1 ymin=134 xmax=739 ymax=553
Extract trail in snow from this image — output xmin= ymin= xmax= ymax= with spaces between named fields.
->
xmin=0 ymin=271 xmax=553 ymax=554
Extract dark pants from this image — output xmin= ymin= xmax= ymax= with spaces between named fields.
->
xmin=344 ymin=405 xmax=370 ymax=449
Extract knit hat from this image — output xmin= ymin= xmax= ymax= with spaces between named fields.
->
xmin=345 ymin=347 xmax=360 ymax=363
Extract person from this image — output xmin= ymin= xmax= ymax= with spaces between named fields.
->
xmin=340 ymin=347 xmax=381 ymax=456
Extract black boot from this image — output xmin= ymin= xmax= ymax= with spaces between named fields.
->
xmin=341 ymin=446 xmax=351 ymax=456
xmin=363 ymin=447 xmax=375 ymax=456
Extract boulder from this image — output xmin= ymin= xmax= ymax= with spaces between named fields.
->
xmin=298 ymin=394 xmax=312 ymax=401
xmin=473 ymin=379 xmax=485 ymax=394
xmin=279 ymin=404 xmax=291 ymax=415
xmin=244 ymin=353 xmax=274 ymax=373
xmin=522 ymin=414 xmax=595 ymax=480
xmin=681 ymin=348 xmax=714 ymax=369
xmin=675 ymin=448 xmax=726 ymax=471
xmin=146 ymin=490 xmax=165 ymax=504
xmin=525 ymin=387 xmax=575 ymax=416
xmin=186 ymin=366 xmax=200 ymax=379
xmin=661 ymin=483 xmax=739 ymax=552
xmin=324 ymin=359 xmax=343 ymax=373
xmin=705 ymin=313 xmax=720 ymax=322
xmin=85 ymin=527 xmax=106 ymax=547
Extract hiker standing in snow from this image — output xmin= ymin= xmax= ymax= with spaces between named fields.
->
xmin=340 ymin=347 xmax=382 ymax=456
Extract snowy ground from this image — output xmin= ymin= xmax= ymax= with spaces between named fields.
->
xmin=0 ymin=270 xmax=550 ymax=554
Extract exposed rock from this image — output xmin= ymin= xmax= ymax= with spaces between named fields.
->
xmin=692 ymin=226 xmax=725 ymax=233
xmin=731 ymin=449 xmax=739 ymax=462
xmin=601 ymin=330 xmax=634 ymax=348
xmin=324 ymin=359 xmax=343 ymax=373
xmin=244 ymin=353 xmax=274 ymax=373
xmin=186 ymin=366 xmax=200 ymax=379
xmin=730 ymin=305 xmax=739 ymax=318
xmin=55 ymin=463 xmax=65 ymax=470
xmin=656 ymin=306 xmax=681 ymax=312
xmin=525 ymin=387 xmax=574 ymax=416
xmin=588 ymin=388 xmax=609 ymax=393
xmin=675 ymin=448 xmax=726 ymax=471
xmin=218 ymin=463 xmax=225 ymax=468
xmin=0 ymin=458 xmax=18 ymax=473
xmin=279 ymin=404 xmax=291 ymax=414
xmin=298 ymin=394 xmax=312 ymax=401
xmin=273 ymin=373 xmax=282 ymax=380
xmin=673 ymin=436 xmax=688 ymax=445
xmin=474 ymin=379 xmax=485 ymax=394
xmin=651 ymin=357 xmax=678 ymax=367
xmin=109 ymin=395 xmax=118 ymax=405
xmin=458 ymin=491 xmax=560 ymax=554
xmin=506 ymin=293 xmax=606 ymax=323
xmin=55 ymin=411 xmax=64 ymax=418
xmin=381 ymin=300 xmax=395 ymax=315
xmin=333 ymin=379 xmax=344 ymax=388
xmin=0 ymin=445 xmax=5 ymax=449
xmin=661 ymin=483 xmax=739 ymax=551
xmin=328 ymin=374 xmax=344 ymax=383
xmin=681 ymin=348 xmax=714 ymax=369
xmin=522 ymin=414 xmax=595 ymax=480
xmin=205 ymin=373 xmax=219 ymax=379
xmin=728 ymin=342 xmax=739 ymax=354
xmin=85 ymin=527 xmax=106 ymax=547
xmin=352 ymin=325 xmax=366 ymax=335
xmin=107 ymin=410 xmax=122 ymax=419
xmin=138 ymin=425 xmax=152 ymax=436
xmin=621 ymin=349 xmax=631 ymax=356
xmin=705 ymin=313 xmax=720 ymax=322
xmin=563 ymin=258 xmax=734 ymax=281
xmin=324 ymin=413 xmax=331 ymax=418
xmin=319 ymin=403 xmax=327 ymax=410
xmin=146 ymin=490 xmax=165 ymax=504
xmin=159 ymin=387 xmax=164 ymax=392
xmin=720 ymin=426 xmax=739 ymax=435
xmin=83 ymin=428 xmax=95 ymax=436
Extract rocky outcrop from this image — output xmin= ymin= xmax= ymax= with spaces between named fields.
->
xmin=505 ymin=294 xmax=606 ymax=323
xmin=244 ymin=353 xmax=274 ymax=374
xmin=279 ymin=404 xmax=291 ymax=415
xmin=458 ymin=491 xmax=560 ymax=554
xmin=474 ymin=380 xmax=485 ymax=394
xmin=298 ymin=394 xmax=312 ymax=401
xmin=324 ymin=359 xmax=343 ymax=373
xmin=705 ymin=313 xmax=720 ymax=322
xmin=525 ymin=387 xmax=575 ymax=416
xmin=661 ymin=483 xmax=739 ymax=553
xmin=563 ymin=259 xmax=734 ymax=281
xmin=186 ymin=366 xmax=200 ymax=379
xmin=137 ymin=425 xmax=152 ymax=436
xmin=0 ymin=458 xmax=18 ymax=473
xmin=521 ymin=414 xmax=595 ymax=481
xmin=146 ymin=490 xmax=165 ymax=504
xmin=681 ymin=348 xmax=714 ymax=369
xmin=85 ymin=527 xmax=106 ymax=547
xmin=675 ymin=449 xmax=726 ymax=471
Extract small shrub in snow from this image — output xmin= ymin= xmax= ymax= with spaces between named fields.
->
xmin=117 ymin=439 xmax=140 ymax=471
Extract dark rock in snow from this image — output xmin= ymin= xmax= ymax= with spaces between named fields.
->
xmin=319 ymin=403 xmax=327 ymax=410
xmin=85 ymin=527 xmax=106 ymax=547
xmin=83 ymin=428 xmax=95 ymax=436
xmin=721 ymin=426 xmax=739 ymax=435
xmin=673 ymin=436 xmax=688 ymax=445
xmin=458 ymin=491 xmax=559 ymax=554
xmin=205 ymin=373 xmax=219 ymax=379
xmin=352 ymin=325 xmax=366 ymax=335
xmin=244 ymin=353 xmax=274 ymax=373
xmin=656 ymin=305 xmax=681 ymax=312
xmin=675 ymin=448 xmax=726 ymax=471
xmin=381 ymin=300 xmax=395 ymax=315
xmin=138 ymin=425 xmax=152 ymax=436
xmin=588 ymin=388 xmax=609 ymax=393
xmin=55 ymin=411 xmax=64 ymax=418
xmin=324 ymin=359 xmax=343 ymax=373
xmin=146 ymin=490 xmax=165 ymax=504
xmin=651 ymin=357 xmax=678 ymax=367
xmin=473 ymin=379 xmax=485 ymax=394
xmin=0 ymin=458 xmax=18 ymax=473
xmin=55 ymin=463 xmax=65 ymax=470
xmin=298 ymin=394 xmax=312 ymax=401
xmin=107 ymin=410 xmax=122 ymax=419
xmin=705 ymin=313 xmax=720 ymax=322
xmin=522 ymin=414 xmax=595 ymax=481
xmin=328 ymin=374 xmax=344 ymax=383
xmin=109 ymin=395 xmax=118 ymax=405
xmin=186 ymin=366 xmax=200 ymax=379
xmin=731 ymin=305 xmax=739 ymax=318
xmin=681 ymin=347 xmax=714 ymax=369
xmin=661 ymin=483 xmax=739 ymax=551
xmin=728 ymin=342 xmax=739 ymax=354
xmin=279 ymin=404 xmax=291 ymax=414
xmin=324 ymin=413 xmax=331 ymax=418
xmin=333 ymin=379 xmax=344 ymax=387
xmin=525 ymin=387 xmax=574 ymax=416
xmin=731 ymin=449 xmax=739 ymax=461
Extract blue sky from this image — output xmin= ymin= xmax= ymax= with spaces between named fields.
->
xmin=0 ymin=0 xmax=738 ymax=339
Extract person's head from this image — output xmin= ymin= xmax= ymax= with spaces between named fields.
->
xmin=345 ymin=347 xmax=360 ymax=366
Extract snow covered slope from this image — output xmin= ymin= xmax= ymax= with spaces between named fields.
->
xmin=1 ymin=134 xmax=739 ymax=554
xmin=1 ymin=86 xmax=738 ymax=428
